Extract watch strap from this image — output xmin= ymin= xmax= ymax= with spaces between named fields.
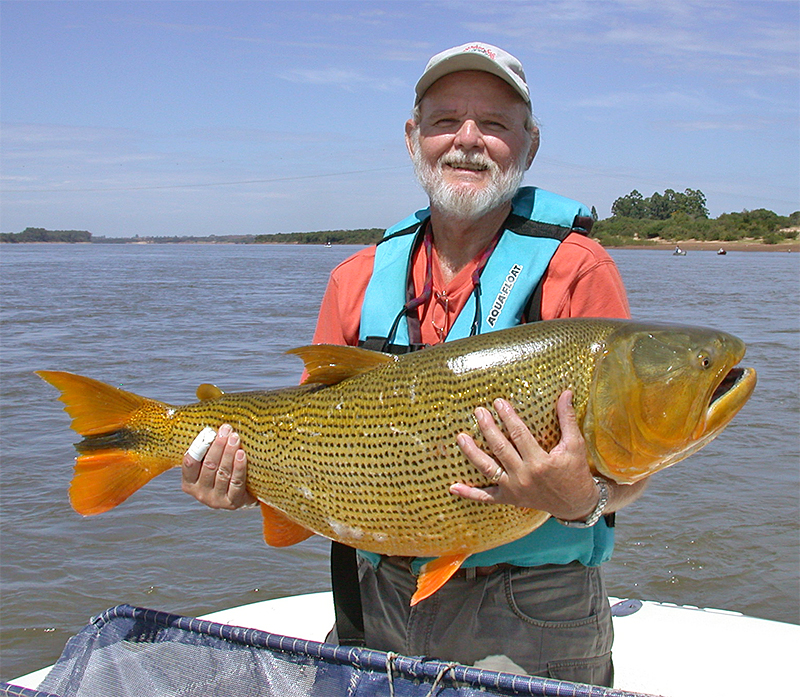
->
xmin=555 ymin=477 xmax=609 ymax=529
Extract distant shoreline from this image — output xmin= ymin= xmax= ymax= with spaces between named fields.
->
xmin=605 ymin=239 xmax=799 ymax=252
xmin=3 ymin=240 xmax=798 ymax=252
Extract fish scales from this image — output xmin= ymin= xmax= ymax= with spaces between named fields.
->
xmin=39 ymin=318 xmax=756 ymax=572
xmin=131 ymin=320 xmax=615 ymax=557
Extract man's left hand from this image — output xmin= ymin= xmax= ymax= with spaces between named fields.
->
xmin=450 ymin=391 xmax=602 ymax=521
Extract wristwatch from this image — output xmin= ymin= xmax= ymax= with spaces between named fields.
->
xmin=556 ymin=477 xmax=610 ymax=528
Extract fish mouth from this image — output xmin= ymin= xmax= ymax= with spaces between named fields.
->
xmin=711 ymin=367 xmax=746 ymax=404
xmin=699 ymin=365 xmax=757 ymax=439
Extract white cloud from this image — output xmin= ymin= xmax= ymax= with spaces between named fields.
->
xmin=278 ymin=67 xmax=404 ymax=92
xmin=573 ymin=89 xmax=712 ymax=111
xmin=458 ymin=0 xmax=798 ymax=79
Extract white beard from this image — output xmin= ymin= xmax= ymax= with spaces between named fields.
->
xmin=410 ymin=130 xmax=527 ymax=222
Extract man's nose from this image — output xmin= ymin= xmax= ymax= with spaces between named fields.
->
xmin=453 ymin=120 xmax=484 ymax=149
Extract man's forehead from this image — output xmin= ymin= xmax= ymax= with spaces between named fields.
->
xmin=418 ymin=74 xmax=529 ymax=121
xmin=420 ymin=71 xmax=528 ymax=109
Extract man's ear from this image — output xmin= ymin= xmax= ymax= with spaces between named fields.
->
xmin=525 ymin=130 xmax=540 ymax=170
xmin=405 ymin=119 xmax=417 ymax=159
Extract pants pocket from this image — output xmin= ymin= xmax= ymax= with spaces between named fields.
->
xmin=503 ymin=564 xmax=614 ymax=686
xmin=547 ymin=651 xmax=614 ymax=686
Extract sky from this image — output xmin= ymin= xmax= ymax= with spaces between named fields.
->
xmin=1 ymin=0 xmax=798 ymax=238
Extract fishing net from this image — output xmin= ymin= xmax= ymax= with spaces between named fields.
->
xmin=2 ymin=604 xmax=654 ymax=697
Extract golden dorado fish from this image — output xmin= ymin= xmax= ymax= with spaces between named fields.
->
xmin=38 ymin=319 xmax=755 ymax=604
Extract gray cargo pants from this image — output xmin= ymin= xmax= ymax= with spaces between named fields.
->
xmin=349 ymin=556 xmax=614 ymax=686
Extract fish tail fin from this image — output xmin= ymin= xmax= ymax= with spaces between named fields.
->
xmin=411 ymin=553 xmax=468 ymax=606
xmin=68 ymin=450 xmax=171 ymax=516
xmin=36 ymin=370 xmax=175 ymax=516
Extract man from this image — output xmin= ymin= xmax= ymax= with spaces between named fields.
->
xmin=182 ymin=43 xmax=646 ymax=686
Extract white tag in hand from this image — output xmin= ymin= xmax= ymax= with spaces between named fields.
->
xmin=186 ymin=427 xmax=217 ymax=461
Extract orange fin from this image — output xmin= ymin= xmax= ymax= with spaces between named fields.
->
xmin=36 ymin=370 xmax=148 ymax=436
xmin=196 ymin=383 xmax=224 ymax=400
xmin=37 ymin=370 xmax=174 ymax=515
xmin=260 ymin=502 xmax=314 ymax=547
xmin=286 ymin=344 xmax=397 ymax=385
xmin=411 ymin=553 xmax=468 ymax=606
xmin=70 ymin=450 xmax=173 ymax=516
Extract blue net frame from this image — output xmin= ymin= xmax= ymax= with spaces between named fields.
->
xmin=2 ymin=604 xmax=656 ymax=697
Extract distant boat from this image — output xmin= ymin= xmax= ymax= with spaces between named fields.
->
xmin=673 ymin=245 xmax=687 ymax=256
xmin=717 ymin=248 xmax=727 ymax=255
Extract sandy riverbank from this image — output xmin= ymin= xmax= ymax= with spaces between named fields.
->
xmin=606 ymin=239 xmax=799 ymax=252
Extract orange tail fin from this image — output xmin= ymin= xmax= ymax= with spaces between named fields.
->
xmin=37 ymin=370 xmax=174 ymax=516
xmin=411 ymin=553 xmax=468 ymax=606
xmin=68 ymin=450 xmax=173 ymax=515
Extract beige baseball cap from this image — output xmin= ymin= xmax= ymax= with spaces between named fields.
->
xmin=415 ymin=42 xmax=531 ymax=107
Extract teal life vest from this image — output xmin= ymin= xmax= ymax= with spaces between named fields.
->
xmin=357 ymin=186 xmax=614 ymax=570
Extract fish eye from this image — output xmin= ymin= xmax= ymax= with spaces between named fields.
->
xmin=698 ymin=353 xmax=711 ymax=369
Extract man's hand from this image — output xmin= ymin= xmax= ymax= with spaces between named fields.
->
xmin=181 ymin=424 xmax=257 ymax=510
xmin=450 ymin=391 xmax=603 ymax=521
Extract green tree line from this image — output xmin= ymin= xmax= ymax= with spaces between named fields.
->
xmin=254 ymin=228 xmax=384 ymax=245
xmin=1 ymin=227 xmax=92 ymax=243
xmin=594 ymin=189 xmax=799 ymax=246
xmin=5 ymin=193 xmax=798 ymax=247
xmin=611 ymin=188 xmax=709 ymax=219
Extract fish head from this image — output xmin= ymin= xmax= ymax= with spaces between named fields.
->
xmin=584 ymin=322 xmax=756 ymax=483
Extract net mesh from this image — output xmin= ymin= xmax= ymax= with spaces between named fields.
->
xmin=2 ymin=604 xmax=653 ymax=697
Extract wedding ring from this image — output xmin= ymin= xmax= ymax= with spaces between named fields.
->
xmin=489 ymin=466 xmax=504 ymax=485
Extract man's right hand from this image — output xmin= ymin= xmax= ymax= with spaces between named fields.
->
xmin=181 ymin=423 xmax=257 ymax=509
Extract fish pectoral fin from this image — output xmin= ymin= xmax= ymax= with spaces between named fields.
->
xmin=260 ymin=503 xmax=315 ymax=547
xmin=411 ymin=553 xmax=469 ymax=606
xmin=196 ymin=383 xmax=224 ymax=400
xmin=287 ymin=344 xmax=397 ymax=385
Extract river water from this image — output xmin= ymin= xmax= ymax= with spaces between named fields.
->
xmin=1 ymin=243 xmax=798 ymax=681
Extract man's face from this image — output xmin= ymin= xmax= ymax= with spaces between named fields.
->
xmin=406 ymin=71 xmax=538 ymax=220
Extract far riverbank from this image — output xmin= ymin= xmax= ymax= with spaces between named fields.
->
xmin=606 ymin=238 xmax=799 ymax=252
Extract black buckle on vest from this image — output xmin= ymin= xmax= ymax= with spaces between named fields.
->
xmin=359 ymin=337 xmax=426 ymax=354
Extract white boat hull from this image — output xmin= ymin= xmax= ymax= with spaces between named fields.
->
xmin=9 ymin=592 xmax=799 ymax=695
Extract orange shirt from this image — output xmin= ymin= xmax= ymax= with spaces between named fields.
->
xmin=312 ymin=232 xmax=630 ymax=347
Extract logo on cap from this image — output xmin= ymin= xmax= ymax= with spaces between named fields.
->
xmin=464 ymin=44 xmax=497 ymax=60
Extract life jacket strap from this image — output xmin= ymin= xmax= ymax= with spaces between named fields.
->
xmin=359 ymin=336 xmax=426 ymax=354
xmin=330 ymin=541 xmax=366 ymax=647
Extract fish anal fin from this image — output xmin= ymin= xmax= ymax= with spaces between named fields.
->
xmin=411 ymin=553 xmax=469 ymax=606
xmin=260 ymin=503 xmax=314 ymax=547
xmin=70 ymin=451 xmax=172 ymax=516
xmin=196 ymin=383 xmax=224 ymax=401
xmin=286 ymin=345 xmax=397 ymax=385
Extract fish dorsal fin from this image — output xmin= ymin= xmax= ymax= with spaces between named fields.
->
xmin=287 ymin=344 xmax=397 ymax=385
xmin=196 ymin=384 xmax=224 ymax=401
xmin=411 ymin=553 xmax=468 ymax=606
xmin=260 ymin=503 xmax=315 ymax=547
